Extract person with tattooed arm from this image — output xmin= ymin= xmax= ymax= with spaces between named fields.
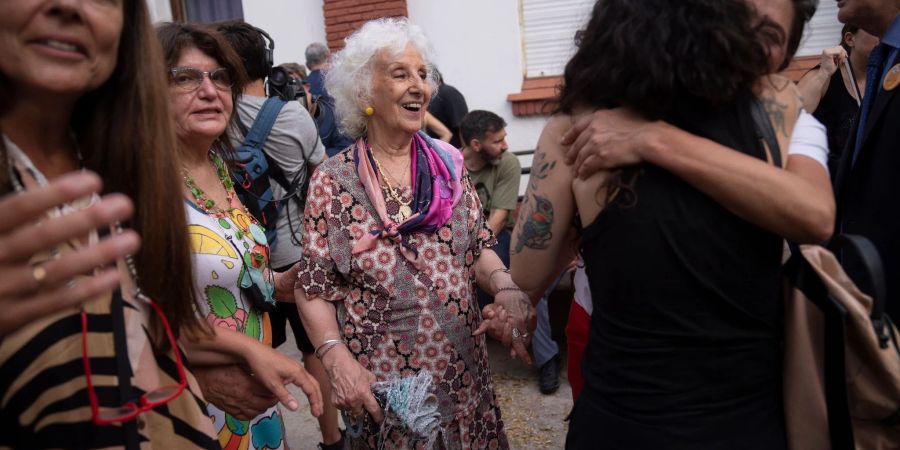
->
xmin=461 ymin=110 xmax=563 ymax=394
xmin=510 ymin=0 xmax=831 ymax=448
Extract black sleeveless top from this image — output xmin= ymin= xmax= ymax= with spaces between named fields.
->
xmin=812 ymin=69 xmax=860 ymax=177
xmin=569 ymin=94 xmax=786 ymax=449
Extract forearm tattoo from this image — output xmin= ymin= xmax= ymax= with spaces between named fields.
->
xmin=513 ymin=149 xmax=558 ymax=254
xmin=514 ymin=194 xmax=555 ymax=253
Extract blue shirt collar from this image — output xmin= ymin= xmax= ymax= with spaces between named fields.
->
xmin=883 ymin=14 xmax=900 ymax=48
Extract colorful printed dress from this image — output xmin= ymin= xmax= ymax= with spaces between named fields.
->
xmin=185 ymin=202 xmax=285 ymax=450
xmin=297 ymin=150 xmax=509 ymax=450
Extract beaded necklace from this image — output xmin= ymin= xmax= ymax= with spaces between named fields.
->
xmin=183 ymin=151 xmax=268 ymax=246
xmin=183 ymin=151 xmax=275 ymax=309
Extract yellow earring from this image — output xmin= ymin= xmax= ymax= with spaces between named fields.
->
xmin=364 ymin=106 xmax=375 ymax=116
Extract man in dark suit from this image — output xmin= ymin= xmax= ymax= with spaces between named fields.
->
xmin=834 ymin=0 xmax=900 ymax=318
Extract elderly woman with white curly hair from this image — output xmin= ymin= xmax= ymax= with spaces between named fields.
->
xmin=294 ymin=17 xmax=532 ymax=449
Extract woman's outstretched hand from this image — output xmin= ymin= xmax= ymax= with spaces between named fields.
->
xmin=245 ymin=345 xmax=324 ymax=417
xmin=0 ymin=171 xmax=140 ymax=338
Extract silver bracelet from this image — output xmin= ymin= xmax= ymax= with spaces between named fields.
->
xmin=495 ymin=286 xmax=523 ymax=295
xmin=314 ymin=339 xmax=345 ymax=360
xmin=489 ymin=267 xmax=510 ymax=284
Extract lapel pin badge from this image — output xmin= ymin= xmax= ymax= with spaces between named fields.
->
xmin=884 ymin=64 xmax=900 ymax=91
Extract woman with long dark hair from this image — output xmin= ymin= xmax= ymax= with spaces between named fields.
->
xmin=511 ymin=0 xmax=830 ymax=448
xmin=0 ymin=0 xmax=217 ymax=447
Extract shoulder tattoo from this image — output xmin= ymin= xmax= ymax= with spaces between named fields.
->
xmin=761 ymin=95 xmax=788 ymax=137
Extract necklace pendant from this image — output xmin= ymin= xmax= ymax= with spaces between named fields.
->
xmin=248 ymin=222 xmax=268 ymax=246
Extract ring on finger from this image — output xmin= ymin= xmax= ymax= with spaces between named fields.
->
xmin=30 ymin=261 xmax=48 ymax=288
xmin=511 ymin=327 xmax=522 ymax=339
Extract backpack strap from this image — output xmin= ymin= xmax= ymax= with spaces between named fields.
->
xmin=239 ymin=97 xmax=300 ymax=195
xmin=243 ymin=97 xmax=287 ymax=151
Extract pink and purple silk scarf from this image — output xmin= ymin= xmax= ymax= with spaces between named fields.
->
xmin=351 ymin=131 xmax=464 ymax=266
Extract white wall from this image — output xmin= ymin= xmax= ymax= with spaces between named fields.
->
xmin=145 ymin=0 xmax=173 ymax=22
xmin=242 ymin=0 xmax=327 ymax=68
xmin=407 ymin=0 xmax=546 ymax=152
xmin=243 ymin=0 xmax=546 ymax=151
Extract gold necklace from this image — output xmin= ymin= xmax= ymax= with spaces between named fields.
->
xmin=372 ymin=155 xmax=412 ymax=222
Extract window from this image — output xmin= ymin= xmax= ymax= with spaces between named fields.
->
xmin=176 ymin=0 xmax=243 ymax=23
xmin=796 ymin=2 xmax=842 ymax=57
xmin=520 ymin=0 xmax=593 ymax=78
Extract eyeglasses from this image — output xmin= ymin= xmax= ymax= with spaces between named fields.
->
xmin=81 ymin=291 xmax=187 ymax=425
xmin=169 ymin=66 xmax=233 ymax=92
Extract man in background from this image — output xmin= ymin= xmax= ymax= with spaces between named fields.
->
xmin=305 ymin=42 xmax=330 ymax=98
xmin=833 ymin=0 xmax=900 ymax=319
xmin=304 ymin=42 xmax=354 ymax=156
xmin=461 ymin=109 xmax=562 ymax=394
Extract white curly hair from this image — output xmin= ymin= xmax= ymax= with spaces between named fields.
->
xmin=324 ymin=17 xmax=438 ymax=139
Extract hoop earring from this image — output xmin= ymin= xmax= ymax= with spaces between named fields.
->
xmin=364 ymin=106 xmax=375 ymax=116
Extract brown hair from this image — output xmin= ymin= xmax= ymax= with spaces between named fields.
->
xmin=68 ymin=1 xmax=208 ymax=348
xmin=155 ymin=22 xmax=249 ymax=161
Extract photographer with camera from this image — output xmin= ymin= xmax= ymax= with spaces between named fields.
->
xmin=279 ymin=62 xmax=317 ymax=118
xmin=214 ymin=21 xmax=342 ymax=450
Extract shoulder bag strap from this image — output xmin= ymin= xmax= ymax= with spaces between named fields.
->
xmin=828 ymin=234 xmax=891 ymax=347
xmin=785 ymin=249 xmax=855 ymax=450
xmin=750 ymin=97 xmax=783 ymax=168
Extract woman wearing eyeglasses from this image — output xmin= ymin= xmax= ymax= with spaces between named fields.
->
xmin=155 ymin=22 xmax=323 ymax=450
xmin=0 ymin=1 xmax=218 ymax=448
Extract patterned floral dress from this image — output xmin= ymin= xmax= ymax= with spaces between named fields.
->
xmin=297 ymin=151 xmax=509 ymax=449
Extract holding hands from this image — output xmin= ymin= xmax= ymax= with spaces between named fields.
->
xmin=185 ymin=326 xmax=323 ymax=419
xmin=193 ymin=364 xmax=279 ymax=420
xmin=474 ymin=268 xmax=537 ymax=365
xmin=0 ymin=171 xmax=140 ymax=338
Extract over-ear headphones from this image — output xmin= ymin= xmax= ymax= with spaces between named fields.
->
xmin=246 ymin=24 xmax=308 ymax=108
xmin=250 ymin=24 xmax=275 ymax=75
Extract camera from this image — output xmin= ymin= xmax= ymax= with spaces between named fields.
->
xmin=267 ymin=67 xmax=310 ymax=110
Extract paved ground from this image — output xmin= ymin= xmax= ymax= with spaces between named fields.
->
xmin=278 ymin=328 xmax=573 ymax=449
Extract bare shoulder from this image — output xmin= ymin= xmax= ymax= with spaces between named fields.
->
xmin=539 ymin=114 xmax=574 ymax=152
xmin=759 ymin=75 xmax=803 ymax=110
